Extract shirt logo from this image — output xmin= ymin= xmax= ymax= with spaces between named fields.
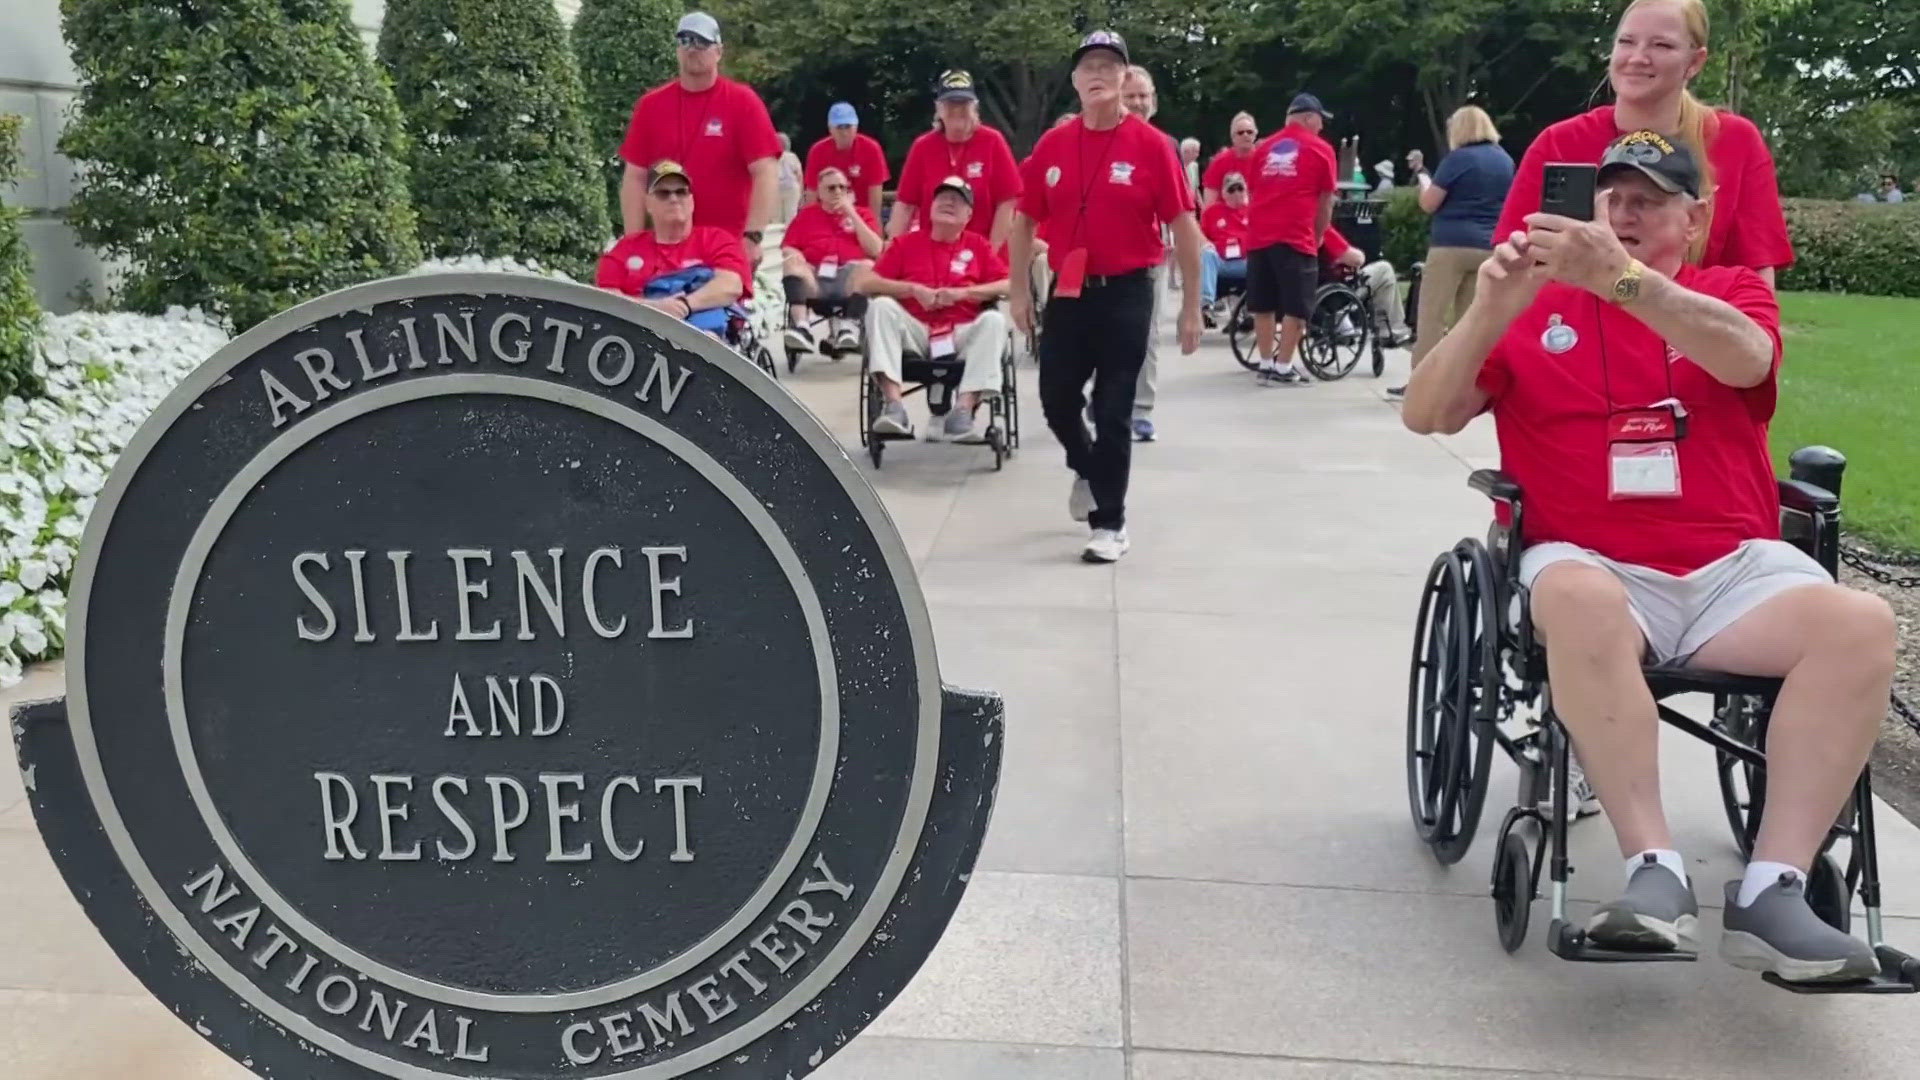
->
xmin=840 ymin=215 xmax=854 ymax=231
xmin=1045 ymin=166 xmax=1061 ymax=187
xmin=705 ymin=119 xmax=724 ymax=136
xmin=1541 ymin=314 xmax=1578 ymax=354
xmin=957 ymin=249 xmax=974 ymax=263
xmin=626 ymin=256 xmax=644 ymax=271
xmin=966 ymin=161 xmax=984 ymax=178
xmin=950 ymin=259 xmax=968 ymax=275
xmin=1109 ymin=161 xmax=1135 ymax=185
xmin=1263 ymin=139 xmax=1300 ymax=178
xmin=850 ymin=165 xmax=862 ymax=176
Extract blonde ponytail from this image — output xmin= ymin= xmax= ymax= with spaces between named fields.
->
xmin=1676 ymin=90 xmax=1717 ymax=263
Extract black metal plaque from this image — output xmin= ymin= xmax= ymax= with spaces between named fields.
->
xmin=14 ymin=274 xmax=1002 ymax=1078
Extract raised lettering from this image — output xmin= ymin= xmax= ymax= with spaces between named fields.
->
xmin=491 ymin=311 xmax=532 ymax=364
xmin=687 ymin=975 xmax=738 ymax=1024
xmin=544 ymin=317 xmax=583 ymax=374
xmin=562 ymin=1021 xmax=601 ymax=1065
xmin=589 ymin=334 xmax=636 ymax=386
xmin=372 ymin=774 xmax=422 ymax=860
xmin=449 ymin=548 xmax=501 ymax=640
xmin=261 ymin=369 xmax=310 ymax=428
xmin=800 ymin=853 xmax=856 ymax=901
xmin=635 ymin=352 xmax=692 ymax=413
xmin=530 ymin=674 xmax=564 ymax=736
xmin=183 ymin=864 xmax=240 ymax=914
xmin=389 ymin=551 xmax=439 ymax=640
xmin=294 ymin=347 xmax=351 ymax=401
xmin=445 ymin=674 xmax=481 ymax=737
xmin=582 ymin=547 xmax=627 ymax=637
xmin=452 ymin=1016 xmax=490 ymax=1063
xmin=642 ymin=546 xmax=693 ymax=639
xmin=252 ymin=925 xmax=298 ymax=970
xmin=485 ymin=675 xmax=523 ymax=736
xmin=601 ymin=777 xmax=643 ymax=861
xmin=752 ymin=924 xmax=805 ymax=973
xmin=316 ymin=772 xmax=365 ymax=860
xmin=434 ymin=312 xmax=478 ymax=365
xmin=399 ymin=317 xmax=429 ymax=369
xmin=344 ymin=549 xmax=375 ymax=641
xmin=403 ymin=1008 xmax=443 ymax=1054
xmin=210 ymin=904 xmax=260 ymax=948
xmin=285 ymin=954 xmax=320 ymax=994
xmin=601 ymin=1013 xmax=643 ymax=1056
xmin=637 ymin=994 xmax=693 ymax=1045
xmin=717 ymin=950 xmax=770 ymax=996
xmin=347 ymin=327 xmax=398 ymax=382
xmin=432 ymin=776 xmax=477 ymax=860
xmin=486 ymin=776 xmax=530 ymax=862
xmin=316 ymin=974 xmax=359 ymax=1016
xmin=292 ymin=553 xmax=336 ymax=641
xmin=512 ymin=549 xmax=565 ymax=640
xmin=357 ymin=989 xmax=408 ymax=1040
xmin=776 ymin=899 xmax=834 ymax=944
xmin=656 ymin=777 xmax=703 ymax=862
xmin=540 ymin=774 xmax=592 ymax=862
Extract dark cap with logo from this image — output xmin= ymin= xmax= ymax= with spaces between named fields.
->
xmin=1600 ymin=130 xmax=1701 ymax=199
xmin=935 ymin=69 xmax=977 ymax=102
xmin=648 ymin=159 xmax=692 ymax=191
xmin=1073 ymin=30 xmax=1130 ymax=66
xmin=1287 ymin=92 xmax=1333 ymax=119
xmin=932 ymin=175 xmax=974 ymax=205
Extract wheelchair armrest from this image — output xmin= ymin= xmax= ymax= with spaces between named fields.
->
xmin=1469 ymin=469 xmax=1521 ymax=504
xmin=1778 ymin=478 xmax=1839 ymax=515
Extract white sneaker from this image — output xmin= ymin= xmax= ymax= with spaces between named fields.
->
xmin=1082 ymin=528 xmax=1129 ymax=563
xmin=1069 ymin=477 xmax=1095 ymax=522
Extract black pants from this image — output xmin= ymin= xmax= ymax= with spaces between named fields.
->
xmin=1037 ymin=273 xmax=1155 ymax=531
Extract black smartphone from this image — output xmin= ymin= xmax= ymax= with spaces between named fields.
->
xmin=1541 ymin=163 xmax=1597 ymax=221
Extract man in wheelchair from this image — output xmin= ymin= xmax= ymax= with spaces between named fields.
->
xmin=1199 ymin=172 xmax=1250 ymax=326
xmin=1319 ymin=226 xmax=1413 ymax=347
xmin=851 ymin=176 xmax=1011 ymax=443
xmin=595 ymin=160 xmax=750 ymax=338
xmin=1401 ymin=133 xmax=1896 ymax=982
xmin=780 ymin=166 xmax=882 ymax=357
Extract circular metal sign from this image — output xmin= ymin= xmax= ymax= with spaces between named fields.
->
xmin=34 ymin=274 xmax=1000 ymax=1079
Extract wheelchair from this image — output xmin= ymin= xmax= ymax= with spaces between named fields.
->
xmin=856 ymin=310 xmax=1021 ymax=471
xmin=1407 ymin=445 xmax=1920 ymax=991
xmin=783 ymin=281 xmax=869 ymax=374
xmin=722 ymin=306 xmax=780 ymax=380
xmin=1295 ymin=263 xmax=1402 ymax=382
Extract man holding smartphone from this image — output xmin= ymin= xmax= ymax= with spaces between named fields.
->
xmin=1399 ymin=132 xmax=1893 ymax=984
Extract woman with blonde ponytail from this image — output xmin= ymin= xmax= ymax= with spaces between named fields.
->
xmin=1495 ymin=0 xmax=1792 ymax=285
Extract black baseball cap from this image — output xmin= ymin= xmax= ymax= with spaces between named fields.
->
xmin=932 ymin=175 xmax=974 ymax=205
xmin=1287 ymin=92 xmax=1333 ymax=119
xmin=935 ymin=69 xmax=977 ymax=102
xmin=1599 ymin=130 xmax=1701 ymax=199
xmin=1073 ymin=29 xmax=1130 ymax=66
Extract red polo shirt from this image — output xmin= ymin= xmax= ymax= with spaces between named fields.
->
xmin=870 ymin=228 xmax=1010 ymax=332
xmin=1245 ymin=123 xmax=1337 ymax=255
xmin=1017 ymin=114 xmax=1193 ymax=276
xmin=619 ymin=76 xmax=782 ymax=236
xmin=1475 ymin=265 xmax=1784 ymax=576
xmin=594 ymin=226 xmax=752 ymax=299
xmin=1202 ymin=202 xmax=1249 ymax=258
xmin=1203 ymin=146 xmax=1258 ymax=197
xmin=896 ymin=125 xmax=1023 ymax=238
xmin=804 ymin=133 xmax=891 ymax=207
xmin=1495 ymin=106 xmax=1794 ymax=272
xmin=782 ymin=202 xmax=880 ymax=266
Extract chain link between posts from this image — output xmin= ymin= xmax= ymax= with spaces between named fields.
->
xmin=1839 ymin=541 xmax=1920 ymax=736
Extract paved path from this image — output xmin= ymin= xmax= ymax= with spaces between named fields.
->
xmin=6 ymin=300 xmax=1920 ymax=1078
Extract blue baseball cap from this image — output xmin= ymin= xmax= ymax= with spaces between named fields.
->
xmin=827 ymin=102 xmax=858 ymax=127
xmin=1288 ymin=92 xmax=1333 ymax=119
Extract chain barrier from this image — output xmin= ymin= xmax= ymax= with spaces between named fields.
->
xmin=1835 ymin=543 xmax=1920 ymax=734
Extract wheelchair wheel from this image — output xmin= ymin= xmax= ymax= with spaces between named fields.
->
xmin=1406 ymin=547 xmax=1496 ymax=865
xmin=1371 ymin=338 xmax=1387 ymax=379
xmin=1299 ymin=286 xmax=1365 ymax=381
xmin=1492 ymin=829 xmax=1533 ymax=953
xmin=1713 ymin=694 xmax=1765 ymax=860
xmin=1227 ymin=294 xmax=1260 ymax=372
xmin=755 ymin=343 xmax=778 ymax=380
xmin=858 ymin=354 xmax=884 ymax=468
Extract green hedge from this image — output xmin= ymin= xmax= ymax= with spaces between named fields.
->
xmin=0 ymin=113 xmax=44 ymax=399
xmin=380 ymin=0 xmax=609 ymax=277
xmin=58 ymin=0 xmax=422 ymax=333
xmin=1777 ymin=198 xmax=1920 ymax=298
xmin=573 ymin=0 xmax=681 ymax=228
xmin=1379 ymin=188 xmax=1427 ymax=274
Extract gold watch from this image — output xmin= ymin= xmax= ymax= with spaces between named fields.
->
xmin=1610 ymin=259 xmax=1645 ymax=304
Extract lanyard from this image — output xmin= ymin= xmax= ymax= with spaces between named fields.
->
xmin=1593 ymin=295 xmax=1678 ymax=413
xmin=1061 ymin=120 xmax=1122 ymax=253
xmin=675 ymin=85 xmax=718 ymax=166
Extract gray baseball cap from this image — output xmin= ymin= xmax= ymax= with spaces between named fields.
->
xmin=675 ymin=11 xmax=721 ymax=45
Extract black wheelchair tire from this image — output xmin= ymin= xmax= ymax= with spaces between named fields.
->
xmin=1408 ymin=550 xmax=1483 ymax=863
xmin=1493 ymin=829 xmax=1533 ymax=953
xmin=1371 ymin=338 xmax=1387 ymax=378
xmin=1227 ymin=294 xmax=1260 ymax=372
xmin=1713 ymin=694 xmax=1765 ymax=860
xmin=1808 ymin=852 xmax=1851 ymax=935
xmin=1299 ymin=286 xmax=1365 ymax=381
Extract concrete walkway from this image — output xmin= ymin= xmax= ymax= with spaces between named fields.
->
xmin=6 ymin=302 xmax=1920 ymax=1078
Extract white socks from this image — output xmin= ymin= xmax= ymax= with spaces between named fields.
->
xmin=1625 ymin=848 xmax=1688 ymax=887
xmin=1737 ymin=860 xmax=1804 ymax=907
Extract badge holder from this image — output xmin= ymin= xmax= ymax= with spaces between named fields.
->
xmin=929 ymin=330 xmax=957 ymax=359
xmin=1224 ymin=241 xmax=1242 ymax=260
xmin=818 ymin=259 xmax=840 ymax=280
xmin=1606 ymin=398 xmax=1687 ymax=500
xmin=1053 ymin=248 xmax=1088 ymax=298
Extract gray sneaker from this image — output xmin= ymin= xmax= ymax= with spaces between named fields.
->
xmin=1721 ymin=874 xmax=1880 ymax=983
xmin=871 ymin=400 xmax=911 ymax=437
xmin=944 ymin=408 xmax=986 ymax=444
xmin=1586 ymin=854 xmax=1698 ymax=951
xmin=1069 ymin=477 xmax=1095 ymax=522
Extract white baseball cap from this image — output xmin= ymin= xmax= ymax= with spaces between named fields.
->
xmin=675 ymin=12 xmax=721 ymax=44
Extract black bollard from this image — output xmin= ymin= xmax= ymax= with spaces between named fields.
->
xmin=1789 ymin=445 xmax=1847 ymax=497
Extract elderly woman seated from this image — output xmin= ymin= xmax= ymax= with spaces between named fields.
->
xmin=595 ymin=160 xmax=749 ymax=337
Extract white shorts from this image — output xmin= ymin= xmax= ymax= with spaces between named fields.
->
xmin=1519 ymin=538 xmax=1832 ymax=665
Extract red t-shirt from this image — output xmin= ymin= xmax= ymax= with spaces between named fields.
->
xmin=896 ymin=125 xmax=1023 ymax=239
xmin=594 ymin=226 xmax=752 ymax=299
xmin=1321 ymin=225 xmax=1352 ymax=260
xmin=1201 ymin=202 xmax=1249 ymax=258
xmin=1202 ymin=147 xmax=1258 ymax=197
xmin=870 ymin=228 xmax=1010 ymax=332
xmin=1495 ymin=106 xmax=1793 ymax=272
xmin=804 ymin=133 xmax=891 ymax=206
xmin=1475 ymin=265 xmax=1784 ymax=576
xmin=1245 ymin=123 xmax=1337 ymax=255
xmin=782 ymin=202 xmax=879 ymax=266
xmin=619 ymin=77 xmax=782 ymax=236
xmin=1017 ymin=114 xmax=1194 ymax=276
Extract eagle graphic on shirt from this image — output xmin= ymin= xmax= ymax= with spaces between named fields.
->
xmin=1263 ymin=139 xmax=1301 ymax=178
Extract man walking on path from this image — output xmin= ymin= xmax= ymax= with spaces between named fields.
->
xmin=617 ymin=11 xmax=781 ymax=269
xmin=1010 ymin=31 xmax=1202 ymax=565
xmin=1243 ymin=93 xmax=1338 ymax=386
xmin=1123 ymin=64 xmax=1174 ymax=441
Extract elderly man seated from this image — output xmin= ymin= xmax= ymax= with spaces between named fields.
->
xmin=1320 ymin=225 xmax=1413 ymax=346
xmin=1401 ymin=132 xmax=1894 ymax=983
xmin=1199 ymin=171 xmax=1250 ymax=324
xmin=595 ymin=161 xmax=748 ymax=336
xmin=780 ymin=166 xmax=883 ymax=356
xmin=852 ymin=175 xmax=1010 ymax=443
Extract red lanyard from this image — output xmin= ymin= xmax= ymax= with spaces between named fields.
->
xmin=675 ymin=85 xmax=718 ymax=165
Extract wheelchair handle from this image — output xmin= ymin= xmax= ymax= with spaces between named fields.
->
xmin=1789 ymin=445 xmax=1846 ymax=499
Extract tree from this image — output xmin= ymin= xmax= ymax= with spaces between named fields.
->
xmin=57 ymin=0 xmax=422 ymax=332
xmin=0 ymin=113 xmax=44 ymax=399
xmin=573 ymin=0 xmax=681 ymax=227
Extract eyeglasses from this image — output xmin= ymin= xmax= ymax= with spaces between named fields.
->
xmin=651 ymin=186 xmax=691 ymax=199
xmin=675 ymin=33 xmax=715 ymax=49
xmin=822 ymin=183 xmax=850 ymax=193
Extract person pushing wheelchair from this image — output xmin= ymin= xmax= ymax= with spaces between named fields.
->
xmin=1401 ymin=132 xmax=1895 ymax=983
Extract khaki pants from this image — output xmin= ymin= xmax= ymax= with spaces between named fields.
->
xmin=1410 ymin=246 xmax=1491 ymax=368
xmin=865 ymin=297 xmax=1006 ymax=396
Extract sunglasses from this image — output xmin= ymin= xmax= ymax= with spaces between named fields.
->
xmin=1233 ymin=129 xmax=1255 ymax=137
xmin=675 ymin=33 xmax=715 ymax=49
xmin=651 ymin=186 xmax=691 ymax=199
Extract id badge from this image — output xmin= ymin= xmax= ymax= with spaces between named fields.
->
xmin=1225 ymin=241 xmax=1242 ymax=259
xmin=818 ymin=259 xmax=839 ymax=279
xmin=1609 ymin=442 xmax=1681 ymax=499
xmin=1054 ymin=248 xmax=1088 ymax=298
xmin=929 ymin=331 xmax=957 ymax=359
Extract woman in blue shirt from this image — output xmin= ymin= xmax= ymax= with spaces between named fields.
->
xmin=1396 ymin=106 xmax=1514 ymax=394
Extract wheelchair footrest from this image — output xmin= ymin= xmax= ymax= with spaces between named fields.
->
xmin=1761 ymin=944 xmax=1920 ymax=994
xmin=1547 ymin=919 xmax=1698 ymax=963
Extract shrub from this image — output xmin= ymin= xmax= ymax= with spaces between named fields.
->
xmin=57 ymin=0 xmax=422 ymax=333
xmin=0 ymin=113 xmax=44 ymax=399
xmin=573 ymin=0 xmax=681 ymax=226
xmin=1778 ymin=198 xmax=1920 ymax=299
xmin=379 ymin=0 xmax=610 ymax=277
xmin=1379 ymin=187 xmax=1428 ymax=272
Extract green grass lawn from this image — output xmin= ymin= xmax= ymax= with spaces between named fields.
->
xmin=1773 ymin=292 xmax=1920 ymax=553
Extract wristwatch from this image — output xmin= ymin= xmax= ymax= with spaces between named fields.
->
xmin=1610 ymin=259 xmax=1645 ymax=304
